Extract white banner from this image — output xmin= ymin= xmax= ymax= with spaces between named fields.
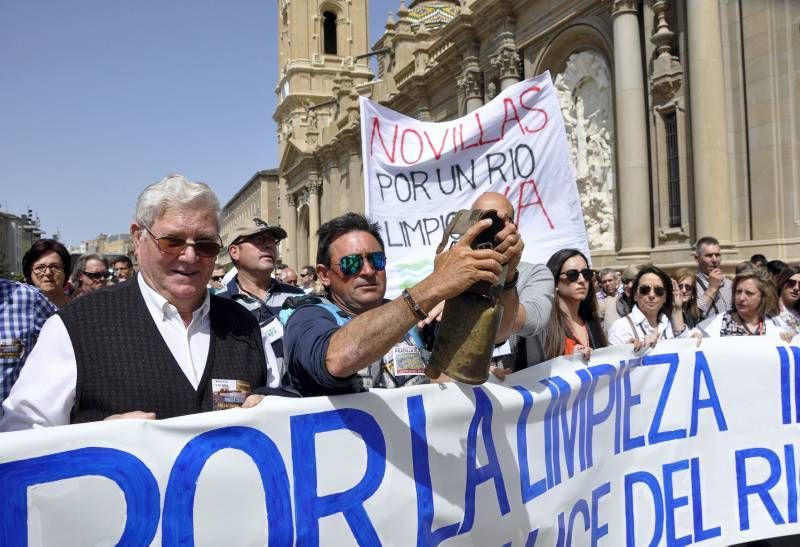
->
xmin=2 ymin=337 xmax=800 ymax=545
xmin=361 ymin=71 xmax=590 ymax=298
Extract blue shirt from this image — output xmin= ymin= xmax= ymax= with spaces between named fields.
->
xmin=282 ymin=298 xmax=430 ymax=397
xmin=0 ymin=280 xmax=56 ymax=405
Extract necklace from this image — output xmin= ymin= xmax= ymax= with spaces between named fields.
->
xmin=735 ymin=312 xmax=764 ymax=335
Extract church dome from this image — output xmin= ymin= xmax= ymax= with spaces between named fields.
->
xmin=406 ymin=0 xmax=459 ymax=31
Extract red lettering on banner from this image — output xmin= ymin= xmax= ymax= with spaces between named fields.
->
xmin=370 ymin=118 xmax=399 ymax=162
xmin=501 ymin=99 xmax=527 ymax=138
xmin=423 ymin=128 xmax=450 ymax=160
xmin=459 ymin=124 xmax=481 ymax=152
xmin=400 ymin=128 xmax=424 ymax=165
xmin=476 ymin=111 xmax=501 ymax=146
xmin=518 ymin=86 xmax=548 ymax=133
xmin=505 ymin=179 xmax=555 ymax=230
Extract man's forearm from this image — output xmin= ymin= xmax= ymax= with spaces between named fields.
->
xmin=325 ymin=287 xmax=435 ymax=378
xmin=496 ymin=287 xmax=519 ymax=343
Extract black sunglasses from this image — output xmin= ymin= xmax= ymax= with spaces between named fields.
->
xmin=211 ymin=275 xmax=224 ymax=281
xmin=638 ymin=284 xmax=666 ymax=297
xmin=334 ymin=252 xmax=387 ymax=276
xmin=140 ymin=224 xmax=222 ymax=258
xmin=83 ymin=270 xmax=110 ymax=281
xmin=559 ymin=268 xmax=593 ymax=283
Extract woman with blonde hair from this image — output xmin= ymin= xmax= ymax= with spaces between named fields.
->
xmin=699 ymin=271 xmax=781 ymax=338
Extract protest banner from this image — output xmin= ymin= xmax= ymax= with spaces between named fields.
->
xmin=360 ymin=72 xmax=590 ymax=298
xmin=2 ymin=337 xmax=800 ymax=545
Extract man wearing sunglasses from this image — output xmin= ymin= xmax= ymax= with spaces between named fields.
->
xmin=1 ymin=174 xmax=268 ymax=430
xmin=207 ymin=264 xmax=226 ymax=294
xmin=274 ymin=210 xmax=520 ymax=397
xmin=298 ymin=265 xmax=317 ymax=293
xmin=219 ymin=218 xmax=304 ymax=388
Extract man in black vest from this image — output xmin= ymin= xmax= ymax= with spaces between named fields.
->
xmin=0 ymin=174 xmax=267 ymax=429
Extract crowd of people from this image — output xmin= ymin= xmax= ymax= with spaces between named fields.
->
xmin=0 ymin=173 xmax=797 ymax=430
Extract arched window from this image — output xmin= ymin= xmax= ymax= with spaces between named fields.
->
xmin=323 ymin=11 xmax=337 ymax=55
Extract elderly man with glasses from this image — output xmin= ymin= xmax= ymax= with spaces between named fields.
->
xmin=1 ymin=174 xmax=268 ymax=430
xmin=250 ymin=211 xmax=521 ymax=398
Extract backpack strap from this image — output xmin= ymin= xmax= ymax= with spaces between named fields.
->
xmin=279 ymin=295 xmax=350 ymax=327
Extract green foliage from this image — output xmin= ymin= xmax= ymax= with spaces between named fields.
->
xmin=0 ymin=258 xmax=24 ymax=282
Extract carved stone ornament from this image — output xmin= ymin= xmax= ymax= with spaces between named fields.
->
xmin=306 ymin=179 xmax=323 ymax=194
xmin=649 ymin=0 xmax=683 ymax=103
xmin=456 ymin=69 xmax=483 ymax=99
xmin=490 ymin=47 xmax=521 ymax=80
xmin=486 ymin=81 xmax=497 ymax=100
xmin=297 ymin=190 xmax=309 ymax=208
xmin=611 ymin=0 xmax=638 ymax=16
xmin=554 ymin=51 xmax=616 ymax=251
xmin=286 ymin=193 xmax=296 ymax=207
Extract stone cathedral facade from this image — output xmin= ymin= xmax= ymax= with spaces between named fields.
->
xmin=274 ymin=0 xmax=799 ymax=270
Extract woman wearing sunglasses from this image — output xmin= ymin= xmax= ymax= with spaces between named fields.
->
xmin=671 ymin=267 xmax=701 ymax=329
xmin=69 ymin=254 xmax=110 ymax=299
xmin=699 ymin=271 xmax=782 ymax=338
xmin=775 ymin=266 xmax=800 ymax=337
xmin=537 ymin=249 xmax=607 ymax=362
xmin=608 ymin=265 xmax=692 ymax=350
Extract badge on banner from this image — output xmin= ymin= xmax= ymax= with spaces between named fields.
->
xmin=211 ymin=379 xmax=251 ymax=410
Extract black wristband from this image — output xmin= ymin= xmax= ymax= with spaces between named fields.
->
xmin=402 ymin=288 xmax=428 ymax=320
xmin=503 ymin=269 xmax=519 ymax=291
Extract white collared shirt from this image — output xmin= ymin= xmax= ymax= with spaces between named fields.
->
xmin=607 ymin=305 xmax=683 ymax=346
xmin=0 ymin=275 xmax=212 ymax=431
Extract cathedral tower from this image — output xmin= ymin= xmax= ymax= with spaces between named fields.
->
xmin=273 ymin=0 xmax=372 ymax=268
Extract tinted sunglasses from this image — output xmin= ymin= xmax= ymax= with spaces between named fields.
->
xmin=678 ymin=283 xmax=693 ymax=292
xmin=141 ymin=224 xmax=222 ymax=258
xmin=638 ymin=284 xmax=666 ymax=297
xmin=211 ymin=275 xmax=224 ymax=281
xmin=83 ymin=270 xmax=110 ymax=281
xmin=785 ymin=279 xmax=800 ymax=290
xmin=335 ymin=252 xmax=386 ymax=276
xmin=559 ymin=268 xmax=593 ymax=283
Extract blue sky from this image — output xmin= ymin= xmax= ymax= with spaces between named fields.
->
xmin=0 ymin=0 xmax=396 ymax=246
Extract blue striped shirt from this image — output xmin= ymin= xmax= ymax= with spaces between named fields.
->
xmin=0 ymin=280 xmax=56 ymax=405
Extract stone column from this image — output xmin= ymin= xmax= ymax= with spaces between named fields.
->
xmin=283 ymin=192 xmax=297 ymax=269
xmin=612 ymin=0 xmax=651 ymax=258
xmin=457 ymin=40 xmax=483 ymax=113
xmin=686 ymin=0 xmax=731 ymax=242
xmin=307 ymin=179 xmax=322 ymax=265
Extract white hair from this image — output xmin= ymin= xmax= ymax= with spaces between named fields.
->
xmin=135 ymin=173 xmax=220 ymax=228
